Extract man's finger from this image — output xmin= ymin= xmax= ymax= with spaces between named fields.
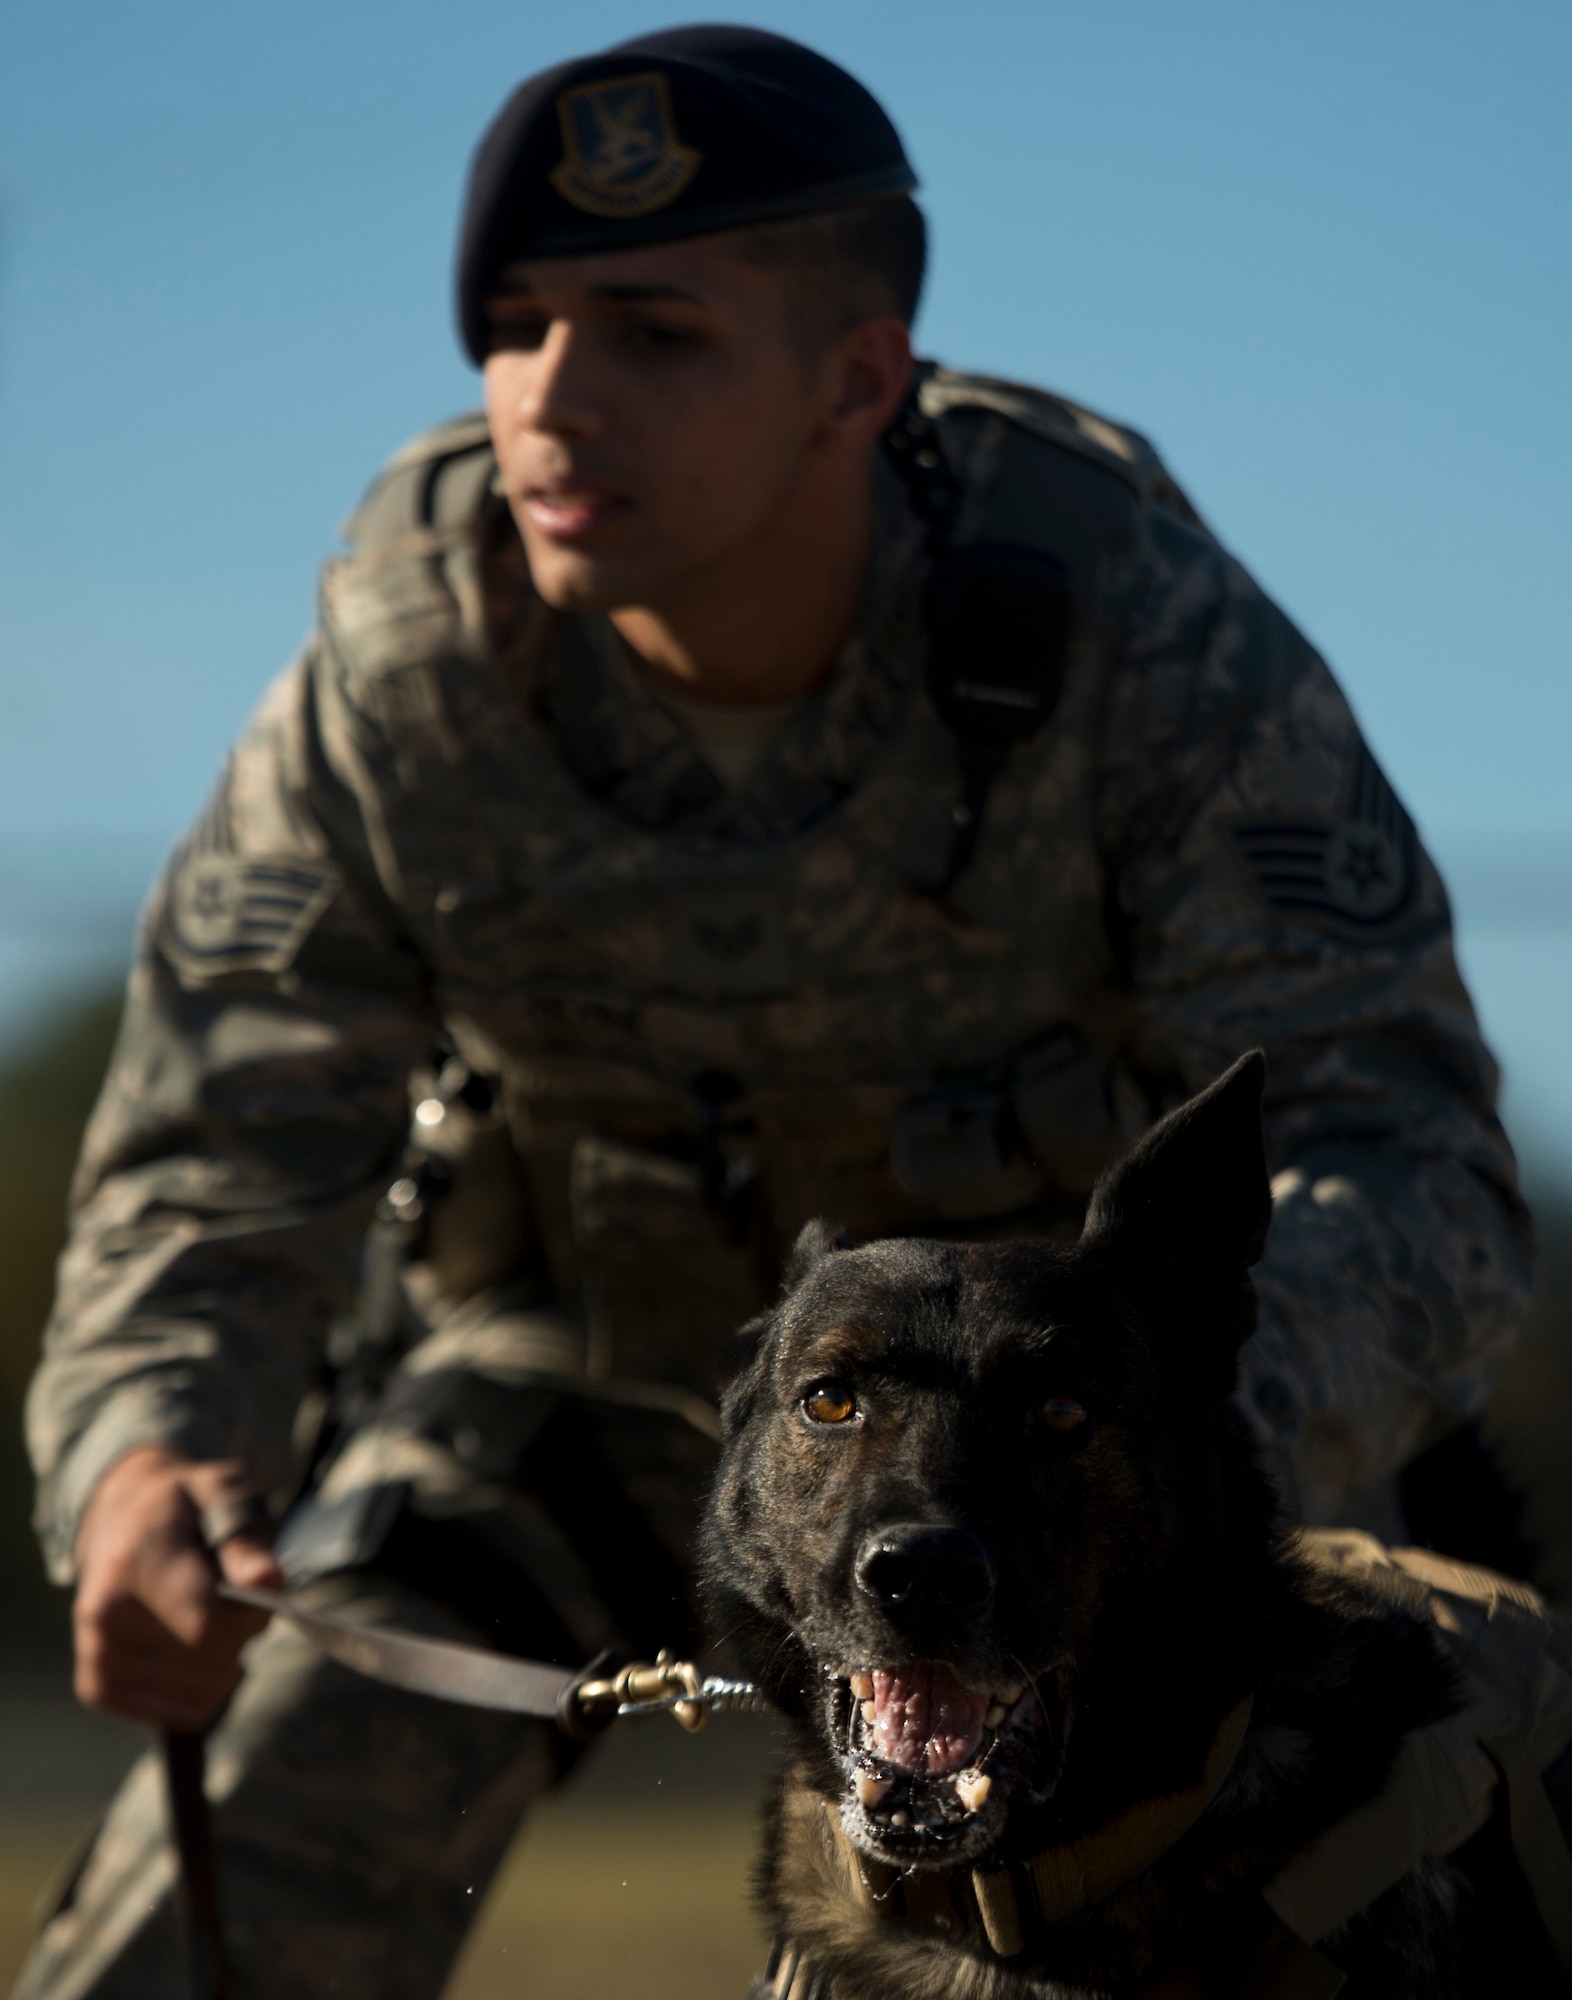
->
xmin=79 ymin=1588 xmax=203 ymax=1664
xmin=144 ymin=1543 xmax=224 ymax=1650
xmin=216 ymin=1530 xmax=284 ymax=1594
xmin=83 ymin=1671 xmax=242 ymax=1732
xmin=74 ymin=1624 xmax=242 ymax=1720
xmin=195 ymin=1489 xmax=273 ymax=1552
xmin=80 ymin=1659 xmax=237 ymax=1717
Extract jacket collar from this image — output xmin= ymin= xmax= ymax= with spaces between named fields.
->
xmin=529 ymin=456 xmax=928 ymax=844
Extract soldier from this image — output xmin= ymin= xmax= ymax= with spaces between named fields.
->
xmin=17 ymin=23 xmax=1532 ymax=2000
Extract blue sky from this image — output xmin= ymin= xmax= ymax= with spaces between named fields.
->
xmin=2 ymin=1 xmax=1570 ymax=1161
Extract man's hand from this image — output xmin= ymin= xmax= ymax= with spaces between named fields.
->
xmin=73 ymin=1447 xmax=284 ymax=1731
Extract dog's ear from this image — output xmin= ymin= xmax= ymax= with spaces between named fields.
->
xmin=714 ymin=1307 xmax=777 ymax=1415
xmin=716 ymin=1224 xmax=851 ymax=1419
xmin=780 ymin=1218 xmax=851 ymax=1294
xmin=1081 ymin=1051 xmax=1271 ymax=1392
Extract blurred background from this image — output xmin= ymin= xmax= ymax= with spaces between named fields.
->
xmin=2 ymin=0 xmax=1570 ymax=1990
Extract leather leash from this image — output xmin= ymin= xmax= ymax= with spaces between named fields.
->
xmin=156 ymin=1494 xmax=272 ymax=2000
xmin=162 ymin=1729 xmax=230 ymax=2000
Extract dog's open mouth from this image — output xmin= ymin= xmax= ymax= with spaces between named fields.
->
xmin=826 ymin=1660 xmax=1065 ymax=1865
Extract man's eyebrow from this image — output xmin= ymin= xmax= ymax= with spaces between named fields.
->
xmin=485 ymin=280 xmax=707 ymax=305
xmin=586 ymin=281 xmax=708 ymax=306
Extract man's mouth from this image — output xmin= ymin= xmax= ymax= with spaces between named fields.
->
xmin=520 ymin=483 xmax=629 ymax=542
xmin=826 ymin=1660 xmax=1065 ymax=1865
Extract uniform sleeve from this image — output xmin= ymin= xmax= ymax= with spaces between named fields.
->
xmin=1099 ymin=505 xmax=1534 ymax=1524
xmin=24 ymin=640 xmax=439 ymax=1582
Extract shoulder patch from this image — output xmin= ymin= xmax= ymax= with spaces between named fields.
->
xmin=1232 ymin=746 xmax=1419 ymax=937
xmin=164 ymin=853 xmax=342 ymax=979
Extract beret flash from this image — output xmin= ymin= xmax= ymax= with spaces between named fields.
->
xmin=455 ymin=24 xmax=918 ymax=364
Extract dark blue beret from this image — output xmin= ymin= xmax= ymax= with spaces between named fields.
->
xmin=455 ymin=24 xmax=918 ymax=364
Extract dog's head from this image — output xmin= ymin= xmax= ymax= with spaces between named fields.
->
xmin=700 ymin=1052 xmax=1276 ymax=1872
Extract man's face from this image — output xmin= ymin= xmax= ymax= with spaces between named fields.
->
xmin=482 ymin=234 xmax=866 ymax=612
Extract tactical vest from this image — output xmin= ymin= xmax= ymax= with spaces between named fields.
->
xmin=317 ymin=367 xmax=1190 ymax=1402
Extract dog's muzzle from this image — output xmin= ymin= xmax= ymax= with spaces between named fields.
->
xmin=822 ymin=1654 xmax=1070 ymax=1868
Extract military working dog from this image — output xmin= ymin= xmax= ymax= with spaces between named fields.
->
xmin=701 ymin=1054 xmax=1572 ymax=1998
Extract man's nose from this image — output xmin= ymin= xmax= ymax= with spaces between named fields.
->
xmin=514 ymin=322 xmax=604 ymax=440
xmin=854 ymin=1523 xmax=996 ymax=1633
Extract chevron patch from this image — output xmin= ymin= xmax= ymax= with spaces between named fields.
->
xmin=164 ymin=853 xmax=342 ymax=975
xmin=1232 ymin=747 xmax=1418 ymax=935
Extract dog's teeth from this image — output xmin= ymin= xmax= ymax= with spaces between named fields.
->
xmin=890 ymin=1810 xmax=909 ymax=1827
xmin=999 ymin=1683 xmax=1026 ymax=1704
xmin=955 ymin=1773 xmax=992 ymax=1812
xmin=984 ymin=1702 xmax=1006 ymax=1728
xmin=855 ymin=1771 xmax=891 ymax=1808
xmin=861 ymin=1699 xmax=878 ymax=1727
xmin=850 ymin=1672 xmax=874 ymax=1701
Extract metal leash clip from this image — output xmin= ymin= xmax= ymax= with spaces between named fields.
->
xmin=572 ymin=1648 xmax=768 ymax=1732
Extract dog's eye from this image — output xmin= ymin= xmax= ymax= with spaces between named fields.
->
xmin=803 ymin=1383 xmax=858 ymax=1425
xmin=1038 ymin=1394 xmax=1088 ymax=1432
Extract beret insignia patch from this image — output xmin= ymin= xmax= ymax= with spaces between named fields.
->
xmin=165 ymin=854 xmax=342 ymax=976
xmin=550 ymin=73 xmax=701 ymax=219
xmin=1232 ymin=746 xmax=1419 ymax=936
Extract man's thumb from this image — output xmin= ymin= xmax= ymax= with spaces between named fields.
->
xmin=216 ymin=1532 xmax=284 ymax=1593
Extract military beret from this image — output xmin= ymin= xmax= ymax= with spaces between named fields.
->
xmin=455 ymin=24 xmax=918 ymax=364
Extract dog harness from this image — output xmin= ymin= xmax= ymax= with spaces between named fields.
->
xmin=759 ymin=1531 xmax=1572 ymax=2000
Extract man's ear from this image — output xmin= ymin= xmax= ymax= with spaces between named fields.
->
xmin=1080 ymin=1052 xmax=1272 ymax=1393
xmin=823 ymin=317 xmax=913 ymax=448
xmin=780 ymin=1217 xmax=851 ymax=1294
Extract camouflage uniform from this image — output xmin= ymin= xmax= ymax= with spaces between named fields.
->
xmin=19 ymin=366 xmax=1532 ymax=1997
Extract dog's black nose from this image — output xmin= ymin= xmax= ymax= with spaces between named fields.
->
xmin=855 ymin=1524 xmax=995 ymax=1628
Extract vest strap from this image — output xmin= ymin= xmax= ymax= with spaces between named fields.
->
xmin=881 ymin=390 xmax=1077 ymax=894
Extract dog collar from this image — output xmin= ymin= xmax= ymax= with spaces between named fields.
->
xmin=820 ymin=1693 xmax=1255 ymax=1958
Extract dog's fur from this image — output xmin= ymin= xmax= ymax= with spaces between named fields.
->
xmin=700 ymin=1054 xmax=1572 ymax=1998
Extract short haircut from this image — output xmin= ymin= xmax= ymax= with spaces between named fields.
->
xmin=726 ymin=194 xmax=926 ymax=349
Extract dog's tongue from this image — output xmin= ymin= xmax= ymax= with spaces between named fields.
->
xmin=870 ymin=1664 xmax=988 ymax=1775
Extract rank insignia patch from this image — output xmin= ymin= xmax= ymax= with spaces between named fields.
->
xmin=1233 ymin=746 xmax=1419 ymax=935
xmin=165 ymin=853 xmax=342 ymax=977
xmin=550 ymin=72 xmax=701 ymax=219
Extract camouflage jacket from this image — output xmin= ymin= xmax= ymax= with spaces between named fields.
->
xmin=26 ymin=366 xmax=1533 ymax=1583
